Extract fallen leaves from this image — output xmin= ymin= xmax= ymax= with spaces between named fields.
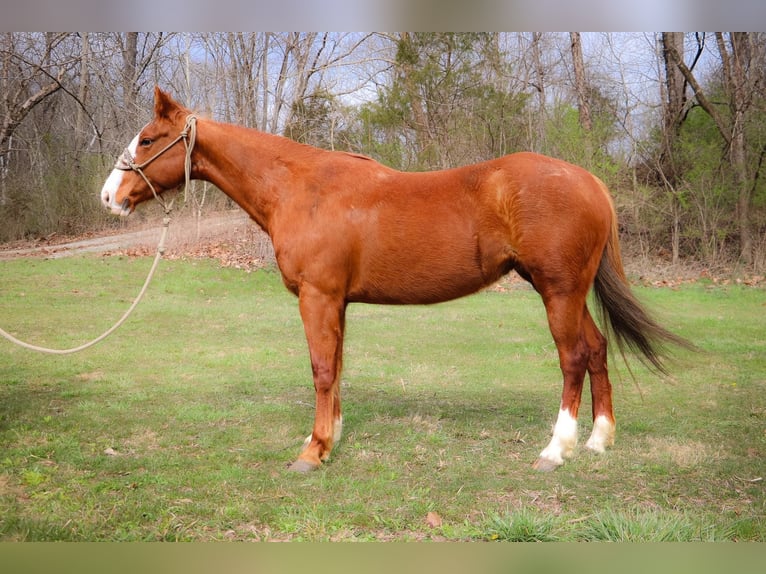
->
xmin=106 ymin=220 xmax=276 ymax=273
xmin=425 ymin=511 xmax=443 ymax=528
xmin=646 ymin=273 xmax=766 ymax=288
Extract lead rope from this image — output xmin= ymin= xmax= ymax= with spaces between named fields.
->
xmin=0 ymin=220 xmax=169 ymax=355
xmin=0 ymin=116 xmax=197 ymax=355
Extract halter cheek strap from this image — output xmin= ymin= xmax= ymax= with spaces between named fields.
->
xmin=115 ymin=114 xmax=197 ymax=215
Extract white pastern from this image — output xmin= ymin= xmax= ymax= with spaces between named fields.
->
xmin=538 ymin=408 xmax=578 ymax=466
xmin=100 ymin=133 xmax=140 ymax=215
xmin=584 ymin=415 xmax=615 ymax=453
xmin=333 ymin=415 xmax=343 ymax=445
xmin=301 ymin=416 xmax=343 ymax=451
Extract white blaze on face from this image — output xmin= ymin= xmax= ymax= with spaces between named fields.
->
xmin=538 ymin=408 xmax=578 ymax=467
xmin=100 ymin=133 xmax=140 ymax=216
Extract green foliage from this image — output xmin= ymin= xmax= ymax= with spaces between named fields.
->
xmin=577 ymin=507 xmax=734 ymax=542
xmin=675 ymin=108 xmax=740 ymax=261
xmin=542 ymin=102 xmax=621 ymax=180
xmin=356 ymin=33 xmax=529 ymax=170
xmin=482 ymin=509 xmax=561 ymax=542
xmin=283 ymin=90 xmax=338 ymax=149
xmin=628 ymin=71 xmax=766 ymax=266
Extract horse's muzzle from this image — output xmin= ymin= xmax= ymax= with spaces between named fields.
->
xmin=115 ymin=198 xmax=132 ymax=216
xmin=101 ymin=189 xmax=132 ymax=217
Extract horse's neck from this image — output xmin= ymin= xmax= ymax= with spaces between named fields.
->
xmin=195 ymin=119 xmax=309 ymax=233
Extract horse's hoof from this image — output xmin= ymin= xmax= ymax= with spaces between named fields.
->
xmin=532 ymin=457 xmax=561 ymax=472
xmin=288 ymin=458 xmax=320 ymax=473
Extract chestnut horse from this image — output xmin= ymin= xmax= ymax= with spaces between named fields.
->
xmin=101 ymin=88 xmax=686 ymax=472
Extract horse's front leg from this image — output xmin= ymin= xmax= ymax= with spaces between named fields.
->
xmin=288 ymin=285 xmax=346 ymax=472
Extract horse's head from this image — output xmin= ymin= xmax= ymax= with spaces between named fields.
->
xmin=100 ymin=87 xmax=194 ymax=216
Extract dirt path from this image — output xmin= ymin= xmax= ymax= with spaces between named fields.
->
xmin=0 ymin=211 xmax=254 ymax=260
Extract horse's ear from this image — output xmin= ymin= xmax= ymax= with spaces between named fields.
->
xmin=153 ymin=86 xmax=179 ymax=119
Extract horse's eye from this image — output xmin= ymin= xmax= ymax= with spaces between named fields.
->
xmin=140 ymin=138 xmax=153 ymax=147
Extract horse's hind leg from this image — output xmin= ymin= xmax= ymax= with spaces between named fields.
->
xmin=582 ymin=307 xmax=615 ymax=453
xmin=532 ymin=291 xmax=590 ymax=472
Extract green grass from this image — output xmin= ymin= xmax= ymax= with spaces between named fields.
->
xmin=1 ymin=256 xmax=764 ymax=541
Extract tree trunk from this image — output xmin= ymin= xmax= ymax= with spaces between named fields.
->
xmin=722 ymin=33 xmax=754 ymax=263
xmin=570 ymin=33 xmax=592 ymax=132
xmin=122 ymin=32 xmax=138 ymax=112
xmin=660 ymin=32 xmax=686 ymax=186
xmin=660 ymin=32 xmax=689 ymax=265
xmin=270 ymin=32 xmax=293 ymax=133
xmin=530 ymin=32 xmax=547 ymax=151
xmin=397 ymin=32 xmax=433 ymax=167
xmin=260 ymin=32 xmax=271 ymax=132
xmin=569 ymin=32 xmax=593 ymax=167
xmin=75 ymin=32 xmax=90 ymax=153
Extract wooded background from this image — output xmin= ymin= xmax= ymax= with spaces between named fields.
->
xmin=1 ymin=32 xmax=764 ymax=270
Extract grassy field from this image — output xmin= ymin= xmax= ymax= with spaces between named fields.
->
xmin=0 ymin=255 xmax=764 ymax=541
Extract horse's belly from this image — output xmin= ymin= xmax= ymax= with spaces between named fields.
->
xmin=349 ymin=244 xmax=508 ymax=305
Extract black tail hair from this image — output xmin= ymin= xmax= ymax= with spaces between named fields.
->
xmin=593 ymin=210 xmax=694 ymax=374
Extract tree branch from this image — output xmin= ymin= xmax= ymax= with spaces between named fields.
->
xmin=1 ymin=78 xmax=61 ymax=152
xmin=666 ymin=42 xmax=731 ymax=146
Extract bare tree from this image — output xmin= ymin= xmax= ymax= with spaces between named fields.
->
xmin=122 ymin=32 xmax=138 ymax=111
xmin=529 ymin=32 xmax=548 ymax=151
xmin=74 ymin=32 xmax=91 ymax=154
xmin=659 ymin=32 xmax=694 ymax=263
xmin=570 ymin=32 xmax=592 ymax=132
xmin=0 ymin=33 xmax=69 ymax=205
xmin=570 ymin=32 xmax=593 ymax=167
xmin=660 ymin=33 xmax=690 ymax=183
xmin=666 ymin=32 xmax=764 ymax=264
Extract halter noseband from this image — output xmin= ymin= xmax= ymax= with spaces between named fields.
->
xmin=115 ymin=114 xmax=197 ymax=215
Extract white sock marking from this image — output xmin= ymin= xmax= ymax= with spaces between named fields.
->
xmin=585 ymin=415 xmax=615 ymax=453
xmin=538 ymin=408 xmax=578 ymax=466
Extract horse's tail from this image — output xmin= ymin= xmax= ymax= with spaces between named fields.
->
xmin=592 ymin=187 xmax=692 ymax=374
